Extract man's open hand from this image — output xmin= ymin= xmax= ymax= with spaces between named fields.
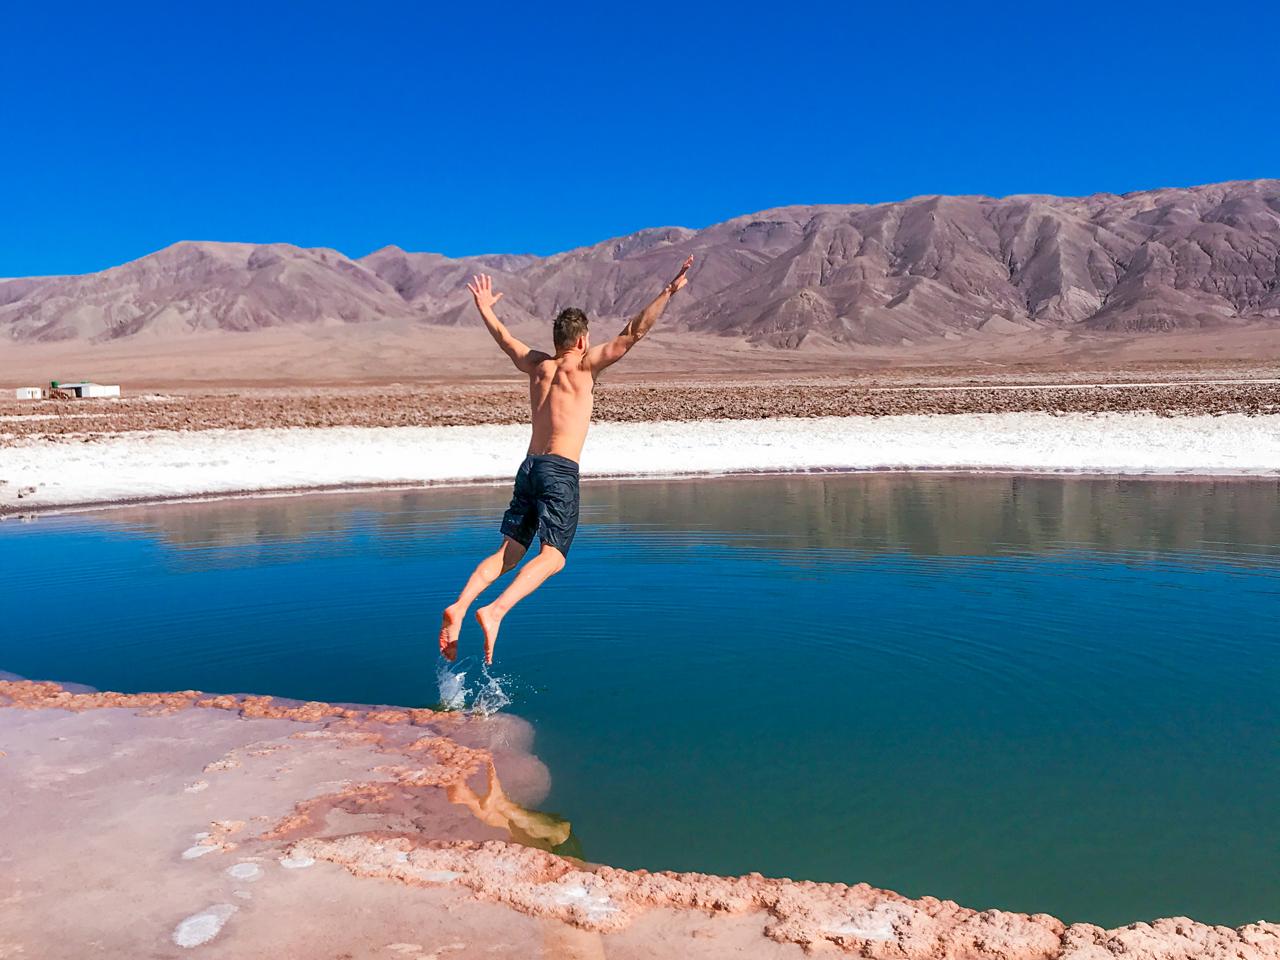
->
xmin=467 ymin=273 xmax=504 ymax=311
xmin=667 ymin=255 xmax=694 ymax=295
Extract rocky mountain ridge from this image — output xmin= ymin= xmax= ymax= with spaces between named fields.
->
xmin=4 ymin=179 xmax=1278 ymax=349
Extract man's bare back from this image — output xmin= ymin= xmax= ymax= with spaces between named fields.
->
xmin=526 ymin=352 xmax=595 ymax=462
xmin=438 ymin=257 xmax=692 ymax=664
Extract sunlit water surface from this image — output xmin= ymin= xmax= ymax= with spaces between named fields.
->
xmin=2 ymin=474 xmax=1277 ymax=927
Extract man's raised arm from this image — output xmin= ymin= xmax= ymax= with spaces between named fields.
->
xmin=587 ymin=255 xmax=693 ymax=375
xmin=467 ymin=273 xmax=544 ymax=373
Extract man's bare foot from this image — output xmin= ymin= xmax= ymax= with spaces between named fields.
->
xmin=439 ymin=604 xmax=464 ymax=661
xmin=475 ymin=605 xmax=504 ymax=665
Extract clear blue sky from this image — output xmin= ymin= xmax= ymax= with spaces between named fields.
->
xmin=4 ymin=0 xmax=1276 ymax=277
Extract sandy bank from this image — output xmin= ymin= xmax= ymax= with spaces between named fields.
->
xmin=2 ymin=413 xmax=1278 ymax=514
xmin=3 ymin=677 xmax=1277 ymax=959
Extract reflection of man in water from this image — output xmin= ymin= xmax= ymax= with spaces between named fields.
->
xmin=451 ymin=761 xmax=599 ymax=959
xmin=446 ymin=759 xmax=578 ymax=855
xmin=439 ymin=257 xmax=694 ymax=664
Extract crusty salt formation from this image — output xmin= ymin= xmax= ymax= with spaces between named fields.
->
xmin=2 ymin=678 xmax=1277 ymax=958
xmin=5 ymin=412 xmax=1280 ymax=515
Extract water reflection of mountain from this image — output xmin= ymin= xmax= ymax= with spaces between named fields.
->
xmin=89 ymin=475 xmax=1280 ymax=564
xmin=93 ymin=488 xmax=502 ymax=564
xmin=595 ymin=474 xmax=1280 ymax=560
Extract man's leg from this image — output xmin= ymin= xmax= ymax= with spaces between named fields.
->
xmin=439 ymin=537 xmax=527 ymax=660
xmin=475 ymin=544 xmax=566 ymax=664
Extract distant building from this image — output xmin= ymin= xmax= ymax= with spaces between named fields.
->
xmin=53 ymin=381 xmax=121 ymax=399
xmin=14 ymin=386 xmax=43 ymax=400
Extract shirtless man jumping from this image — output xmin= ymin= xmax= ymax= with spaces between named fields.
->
xmin=438 ymin=255 xmax=694 ymax=664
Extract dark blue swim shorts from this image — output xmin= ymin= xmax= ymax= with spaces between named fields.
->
xmin=499 ymin=453 xmax=580 ymax=556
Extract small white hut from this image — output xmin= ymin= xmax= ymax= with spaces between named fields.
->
xmin=14 ymin=387 xmax=43 ymax=400
xmin=57 ymin=382 xmax=121 ymax=398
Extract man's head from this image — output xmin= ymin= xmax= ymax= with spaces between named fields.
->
xmin=553 ymin=307 xmax=589 ymax=352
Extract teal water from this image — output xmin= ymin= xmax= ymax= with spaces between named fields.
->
xmin=2 ymin=474 xmax=1278 ymax=927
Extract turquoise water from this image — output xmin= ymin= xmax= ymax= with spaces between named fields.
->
xmin=2 ymin=474 xmax=1278 ymax=927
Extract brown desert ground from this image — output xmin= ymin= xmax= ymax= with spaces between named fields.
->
xmin=4 ymin=375 xmax=1280 ymax=444
xmin=1 ymin=325 xmax=1279 ymax=444
xmin=2 ymin=320 xmax=1279 ymax=392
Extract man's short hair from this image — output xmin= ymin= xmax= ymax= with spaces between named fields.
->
xmin=553 ymin=307 xmax=589 ymax=349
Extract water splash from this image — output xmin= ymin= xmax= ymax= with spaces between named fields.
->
xmin=471 ymin=664 xmax=512 ymax=716
xmin=435 ymin=659 xmax=512 ymax=716
xmin=436 ymin=661 xmax=469 ymax=711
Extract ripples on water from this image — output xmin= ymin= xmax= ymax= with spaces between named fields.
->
xmin=1 ymin=474 xmax=1278 ymax=927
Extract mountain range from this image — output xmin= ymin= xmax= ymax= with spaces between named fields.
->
xmin=4 ymin=179 xmax=1279 ymax=351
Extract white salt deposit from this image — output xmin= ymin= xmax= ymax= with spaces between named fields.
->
xmin=824 ymin=901 xmax=914 ymax=942
xmin=171 ymin=904 xmax=236 ymax=948
xmin=551 ymin=880 xmax=619 ymax=921
xmin=225 ymin=862 xmax=262 ymax=881
xmin=420 ymin=870 xmax=462 ymax=883
xmin=279 ymin=853 xmax=315 ymax=869
xmin=3 ymin=413 xmax=1278 ymax=513
xmin=825 ymin=907 xmax=902 ymax=941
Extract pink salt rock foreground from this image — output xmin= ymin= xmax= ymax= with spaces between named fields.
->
xmin=1 ymin=677 xmax=1276 ymax=959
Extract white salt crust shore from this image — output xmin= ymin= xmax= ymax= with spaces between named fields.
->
xmin=2 ymin=412 xmax=1279 ymax=513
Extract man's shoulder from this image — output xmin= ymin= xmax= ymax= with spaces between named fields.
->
xmin=544 ymin=353 xmax=594 ymax=375
xmin=524 ymin=350 xmax=553 ymax=373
